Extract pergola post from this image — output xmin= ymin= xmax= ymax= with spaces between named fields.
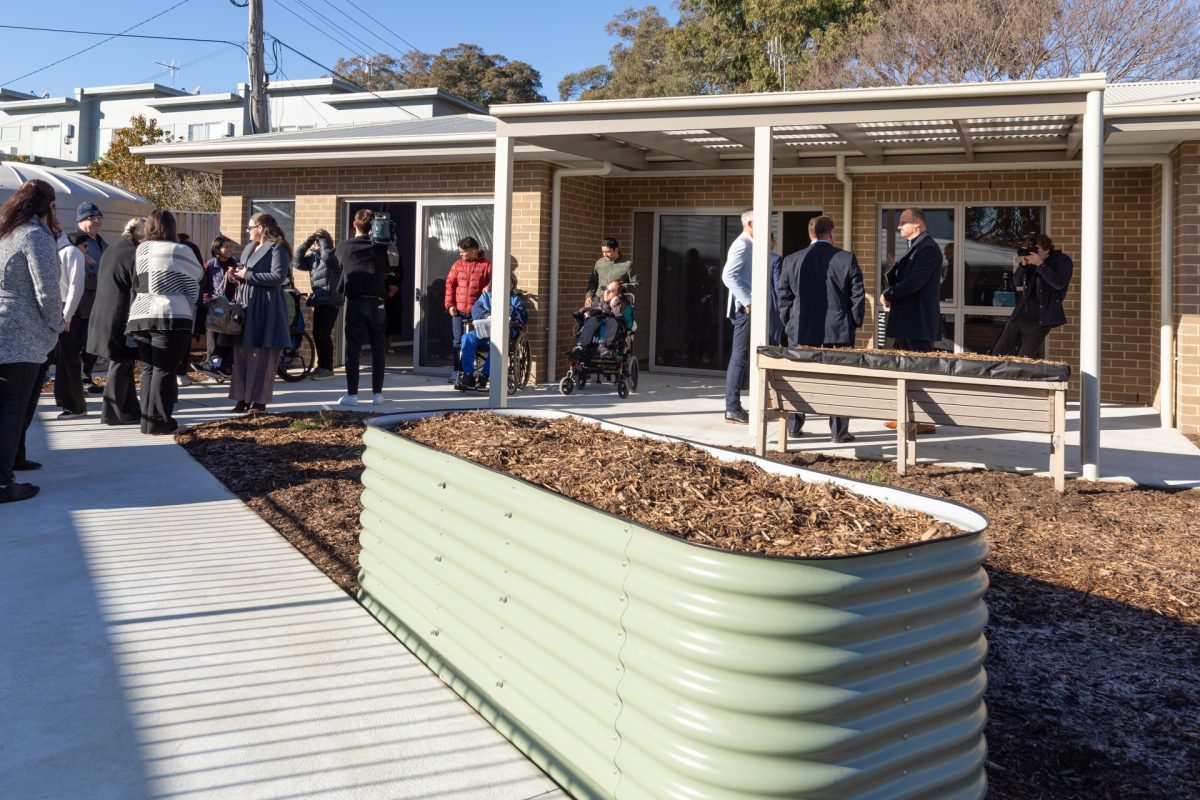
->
xmin=748 ymin=125 xmax=774 ymax=435
xmin=489 ymin=135 xmax=514 ymax=408
xmin=1079 ymin=83 xmax=1105 ymax=480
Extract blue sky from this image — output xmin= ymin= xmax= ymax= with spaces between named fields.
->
xmin=1 ymin=0 xmax=678 ymax=100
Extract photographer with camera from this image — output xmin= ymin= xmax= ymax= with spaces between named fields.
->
xmin=294 ymin=228 xmax=341 ymax=380
xmin=333 ymin=210 xmax=390 ymax=405
xmin=992 ymin=234 xmax=1073 ymax=358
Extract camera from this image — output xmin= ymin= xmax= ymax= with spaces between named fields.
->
xmin=1017 ymin=245 xmax=1034 ymax=257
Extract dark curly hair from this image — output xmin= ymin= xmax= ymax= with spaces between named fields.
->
xmin=0 ymin=179 xmax=59 ymax=240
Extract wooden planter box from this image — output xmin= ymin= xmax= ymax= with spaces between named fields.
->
xmin=359 ymin=409 xmax=990 ymax=800
xmin=756 ymin=347 xmax=1070 ymax=491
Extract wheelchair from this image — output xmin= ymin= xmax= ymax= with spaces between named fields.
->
xmin=559 ymin=294 xmax=639 ymax=399
xmin=454 ymin=317 xmax=532 ymax=394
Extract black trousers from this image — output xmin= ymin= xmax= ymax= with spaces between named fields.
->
xmin=71 ymin=315 xmax=98 ymax=378
xmin=791 ymin=343 xmax=850 ymax=438
xmin=993 ymin=317 xmax=1050 ymax=358
xmin=312 ymin=304 xmax=339 ymax=372
xmin=134 ymin=330 xmax=192 ymax=434
xmin=101 ymin=359 xmax=140 ymax=425
xmin=53 ymin=329 xmax=85 ymax=413
xmin=0 ymin=361 xmax=41 ymax=485
xmin=343 ymin=297 xmax=387 ymax=395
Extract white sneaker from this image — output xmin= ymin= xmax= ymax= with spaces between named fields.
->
xmin=337 ymin=394 xmax=358 ymax=406
xmin=177 ymin=374 xmax=192 ymax=387
xmin=372 ymin=393 xmax=384 ymax=405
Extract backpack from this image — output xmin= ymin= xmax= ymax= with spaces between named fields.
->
xmin=370 ymin=213 xmax=394 ymax=245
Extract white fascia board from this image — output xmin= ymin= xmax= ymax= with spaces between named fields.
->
xmin=0 ymin=97 xmax=78 ymax=111
xmin=131 ymin=132 xmax=497 ymax=157
xmin=145 ymin=93 xmax=241 ymax=108
xmin=492 ymin=75 xmax=1108 ymax=119
xmin=139 ymin=143 xmax=556 ymax=170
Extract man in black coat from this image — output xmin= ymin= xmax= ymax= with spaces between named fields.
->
xmin=86 ymin=218 xmax=143 ymax=425
xmin=777 ymin=215 xmax=865 ymax=442
xmin=333 ymin=209 xmax=391 ymax=405
xmin=993 ymin=234 xmax=1073 ymax=358
xmin=881 ymin=207 xmax=942 ymax=351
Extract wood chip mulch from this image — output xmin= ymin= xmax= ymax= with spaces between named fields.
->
xmin=177 ymin=410 xmax=1200 ymax=800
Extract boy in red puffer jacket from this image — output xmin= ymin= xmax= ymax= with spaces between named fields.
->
xmin=444 ymin=236 xmax=492 ymax=375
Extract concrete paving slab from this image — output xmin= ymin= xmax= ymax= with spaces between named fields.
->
xmin=1 ymin=398 xmax=566 ymax=800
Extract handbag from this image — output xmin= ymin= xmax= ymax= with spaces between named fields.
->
xmin=207 ymin=279 xmax=245 ymax=336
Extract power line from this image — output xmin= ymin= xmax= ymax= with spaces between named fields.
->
xmin=290 ymin=0 xmax=380 ymax=59
xmin=270 ymin=0 xmax=369 ymax=65
xmin=135 ymin=43 xmax=242 ymax=85
xmin=330 ymin=0 xmax=421 ymax=53
xmin=315 ymin=0 xmax=412 ymax=55
xmin=264 ymin=33 xmax=421 ymax=119
xmin=0 ymin=25 xmax=247 ymax=58
xmin=1 ymin=0 xmax=198 ymax=86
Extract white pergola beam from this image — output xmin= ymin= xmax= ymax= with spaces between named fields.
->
xmin=748 ymin=126 xmax=773 ymax=436
xmin=488 ymin=135 xmax=514 ymax=408
xmin=954 ymin=120 xmax=976 ymax=160
xmin=827 ymin=124 xmax=884 ymax=162
xmin=615 ymin=131 xmax=726 ymax=168
xmin=522 ymin=134 xmax=649 ymax=171
xmin=1079 ymin=86 xmax=1105 ymax=479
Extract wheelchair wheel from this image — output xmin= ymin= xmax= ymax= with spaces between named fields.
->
xmin=513 ymin=332 xmax=532 ymax=388
xmin=559 ymin=375 xmax=574 ymax=395
xmin=617 ymin=379 xmax=628 ymax=398
xmin=277 ymin=329 xmax=315 ymax=382
xmin=628 ymin=356 xmax=639 ymax=392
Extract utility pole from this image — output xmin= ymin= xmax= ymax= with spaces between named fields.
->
xmin=248 ymin=0 xmax=270 ymax=134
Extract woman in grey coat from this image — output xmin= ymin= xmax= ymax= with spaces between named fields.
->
xmin=0 ymin=179 xmax=63 ymax=503
xmin=229 ymin=212 xmax=291 ymax=414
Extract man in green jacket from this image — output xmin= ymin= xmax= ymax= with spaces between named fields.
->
xmin=585 ymin=237 xmax=638 ymax=303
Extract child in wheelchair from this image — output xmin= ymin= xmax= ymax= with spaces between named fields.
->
xmin=455 ymin=274 xmax=528 ymax=390
xmin=570 ymin=280 xmax=632 ymax=360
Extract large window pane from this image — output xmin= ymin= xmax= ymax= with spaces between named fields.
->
xmin=656 ymin=215 xmax=726 ymax=369
xmin=419 ymin=204 xmax=493 ymax=368
xmin=250 ymin=200 xmax=295 ymax=249
xmin=963 ymin=313 xmax=1010 ymax=355
xmin=964 ymin=206 xmax=1045 ymax=307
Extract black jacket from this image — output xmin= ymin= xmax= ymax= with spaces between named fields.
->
xmin=777 ymin=241 xmax=865 ymax=346
xmin=85 ymin=234 xmax=138 ymax=361
xmin=334 ymin=235 xmax=389 ymax=298
xmin=884 ymin=232 xmax=943 ymax=343
xmin=1011 ymin=250 xmax=1072 ymax=328
xmin=294 ymin=234 xmax=343 ymax=307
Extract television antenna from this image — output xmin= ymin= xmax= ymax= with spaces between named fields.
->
xmin=155 ymin=58 xmax=180 ymax=87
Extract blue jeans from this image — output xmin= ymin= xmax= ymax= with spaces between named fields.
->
xmin=451 ymin=314 xmax=466 ymax=371
xmin=460 ymin=330 xmax=489 ymax=377
xmin=725 ymin=308 xmax=750 ymax=413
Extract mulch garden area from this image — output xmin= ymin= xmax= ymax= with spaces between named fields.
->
xmin=177 ymin=410 xmax=1200 ymax=800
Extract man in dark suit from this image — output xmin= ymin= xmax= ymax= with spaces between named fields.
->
xmin=777 ymin=215 xmax=865 ymax=443
xmin=881 ymin=207 xmax=942 ymax=351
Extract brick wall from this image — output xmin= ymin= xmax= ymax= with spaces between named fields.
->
xmin=1174 ymin=144 xmax=1200 ymax=432
xmin=600 ymin=168 xmax=1160 ymax=405
xmin=556 ymin=175 xmax=606 ymax=367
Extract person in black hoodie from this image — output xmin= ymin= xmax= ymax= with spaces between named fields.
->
xmin=333 ymin=209 xmax=389 ymax=405
xmin=294 ymin=228 xmax=341 ymax=380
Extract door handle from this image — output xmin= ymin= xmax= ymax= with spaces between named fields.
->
xmin=414 ymin=288 xmax=422 ymax=301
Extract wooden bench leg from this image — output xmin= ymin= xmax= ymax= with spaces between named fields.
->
xmin=896 ymin=379 xmax=908 ymax=475
xmin=1052 ymin=388 xmax=1066 ymax=493
xmin=755 ymin=370 xmax=769 ymax=457
xmin=777 ymin=414 xmax=787 ymax=453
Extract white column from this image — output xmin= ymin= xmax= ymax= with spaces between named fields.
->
xmin=489 ymin=135 xmax=514 ymax=409
xmin=1159 ymin=158 xmax=1175 ymax=429
xmin=748 ymin=125 xmax=773 ymax=434
xmin=1079 ymin=87 xmax=1104 ymax=480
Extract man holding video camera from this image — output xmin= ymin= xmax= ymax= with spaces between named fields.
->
xmin=992 ymin=234 xmax=1073 ymax=358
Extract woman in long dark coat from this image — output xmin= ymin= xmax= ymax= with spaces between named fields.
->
xmin=86 ymin=217 xmax=144 ymax=425
xmin=229 ymin=212 xmax=291 ymax=414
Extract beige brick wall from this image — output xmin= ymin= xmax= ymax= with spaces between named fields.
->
xmin=600 ymin=169 xmax=1160 ymax=406
xmin=1174 ymin=143 xmax=1200 ymax=432
xmin=556 ymin=175 xmax=606 ymax=364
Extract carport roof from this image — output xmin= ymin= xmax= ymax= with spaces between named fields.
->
xmin=489 ymin=75 xmax=1200 ymax=171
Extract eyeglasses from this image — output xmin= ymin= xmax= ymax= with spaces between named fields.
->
xmin=246 ymin=224 xmax=261 ymax=230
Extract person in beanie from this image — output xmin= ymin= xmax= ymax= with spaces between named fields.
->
xmin=74 ymin=202 xmax=106 ymax=392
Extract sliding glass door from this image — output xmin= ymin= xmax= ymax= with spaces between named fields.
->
xmin=417 ymin=202 xmax=493 ymax=370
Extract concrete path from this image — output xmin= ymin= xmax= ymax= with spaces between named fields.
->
xmin=3 ymin=366 xmax=1197 ymax=799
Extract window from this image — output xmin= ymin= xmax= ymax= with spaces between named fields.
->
xmin=0 ymin=126 xmax=18 ymax=140
xmin=187 ymin=122 xmax=228 ymax=142
xmin=96 ymin=128 xmax=114 ymax=158
xmin=249 ymin=200 xmax=296 ymax=249
xmin=878 ymin=204 xmax=1047 ymax=354
xmin=30 ymin=125 xmax=60 ymax=158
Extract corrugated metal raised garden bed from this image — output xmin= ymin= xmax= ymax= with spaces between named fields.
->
xmin=358 ymin=409 xmax=990 ymax=800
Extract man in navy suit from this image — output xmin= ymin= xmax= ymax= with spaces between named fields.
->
xmin=880 ymin=207 xmax=942 ymax=351
xmin=777 ymin=215 xmax=865 ymax=443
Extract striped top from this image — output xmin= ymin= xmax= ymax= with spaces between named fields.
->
xmin=126 ymin=240 xmax=203 ymax=333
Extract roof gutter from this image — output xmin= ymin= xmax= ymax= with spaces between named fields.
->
xmin=548 ymin=162 xmax=612 ymax=383
xmin=1107 ymin=154 xmax=1175 ymax=428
